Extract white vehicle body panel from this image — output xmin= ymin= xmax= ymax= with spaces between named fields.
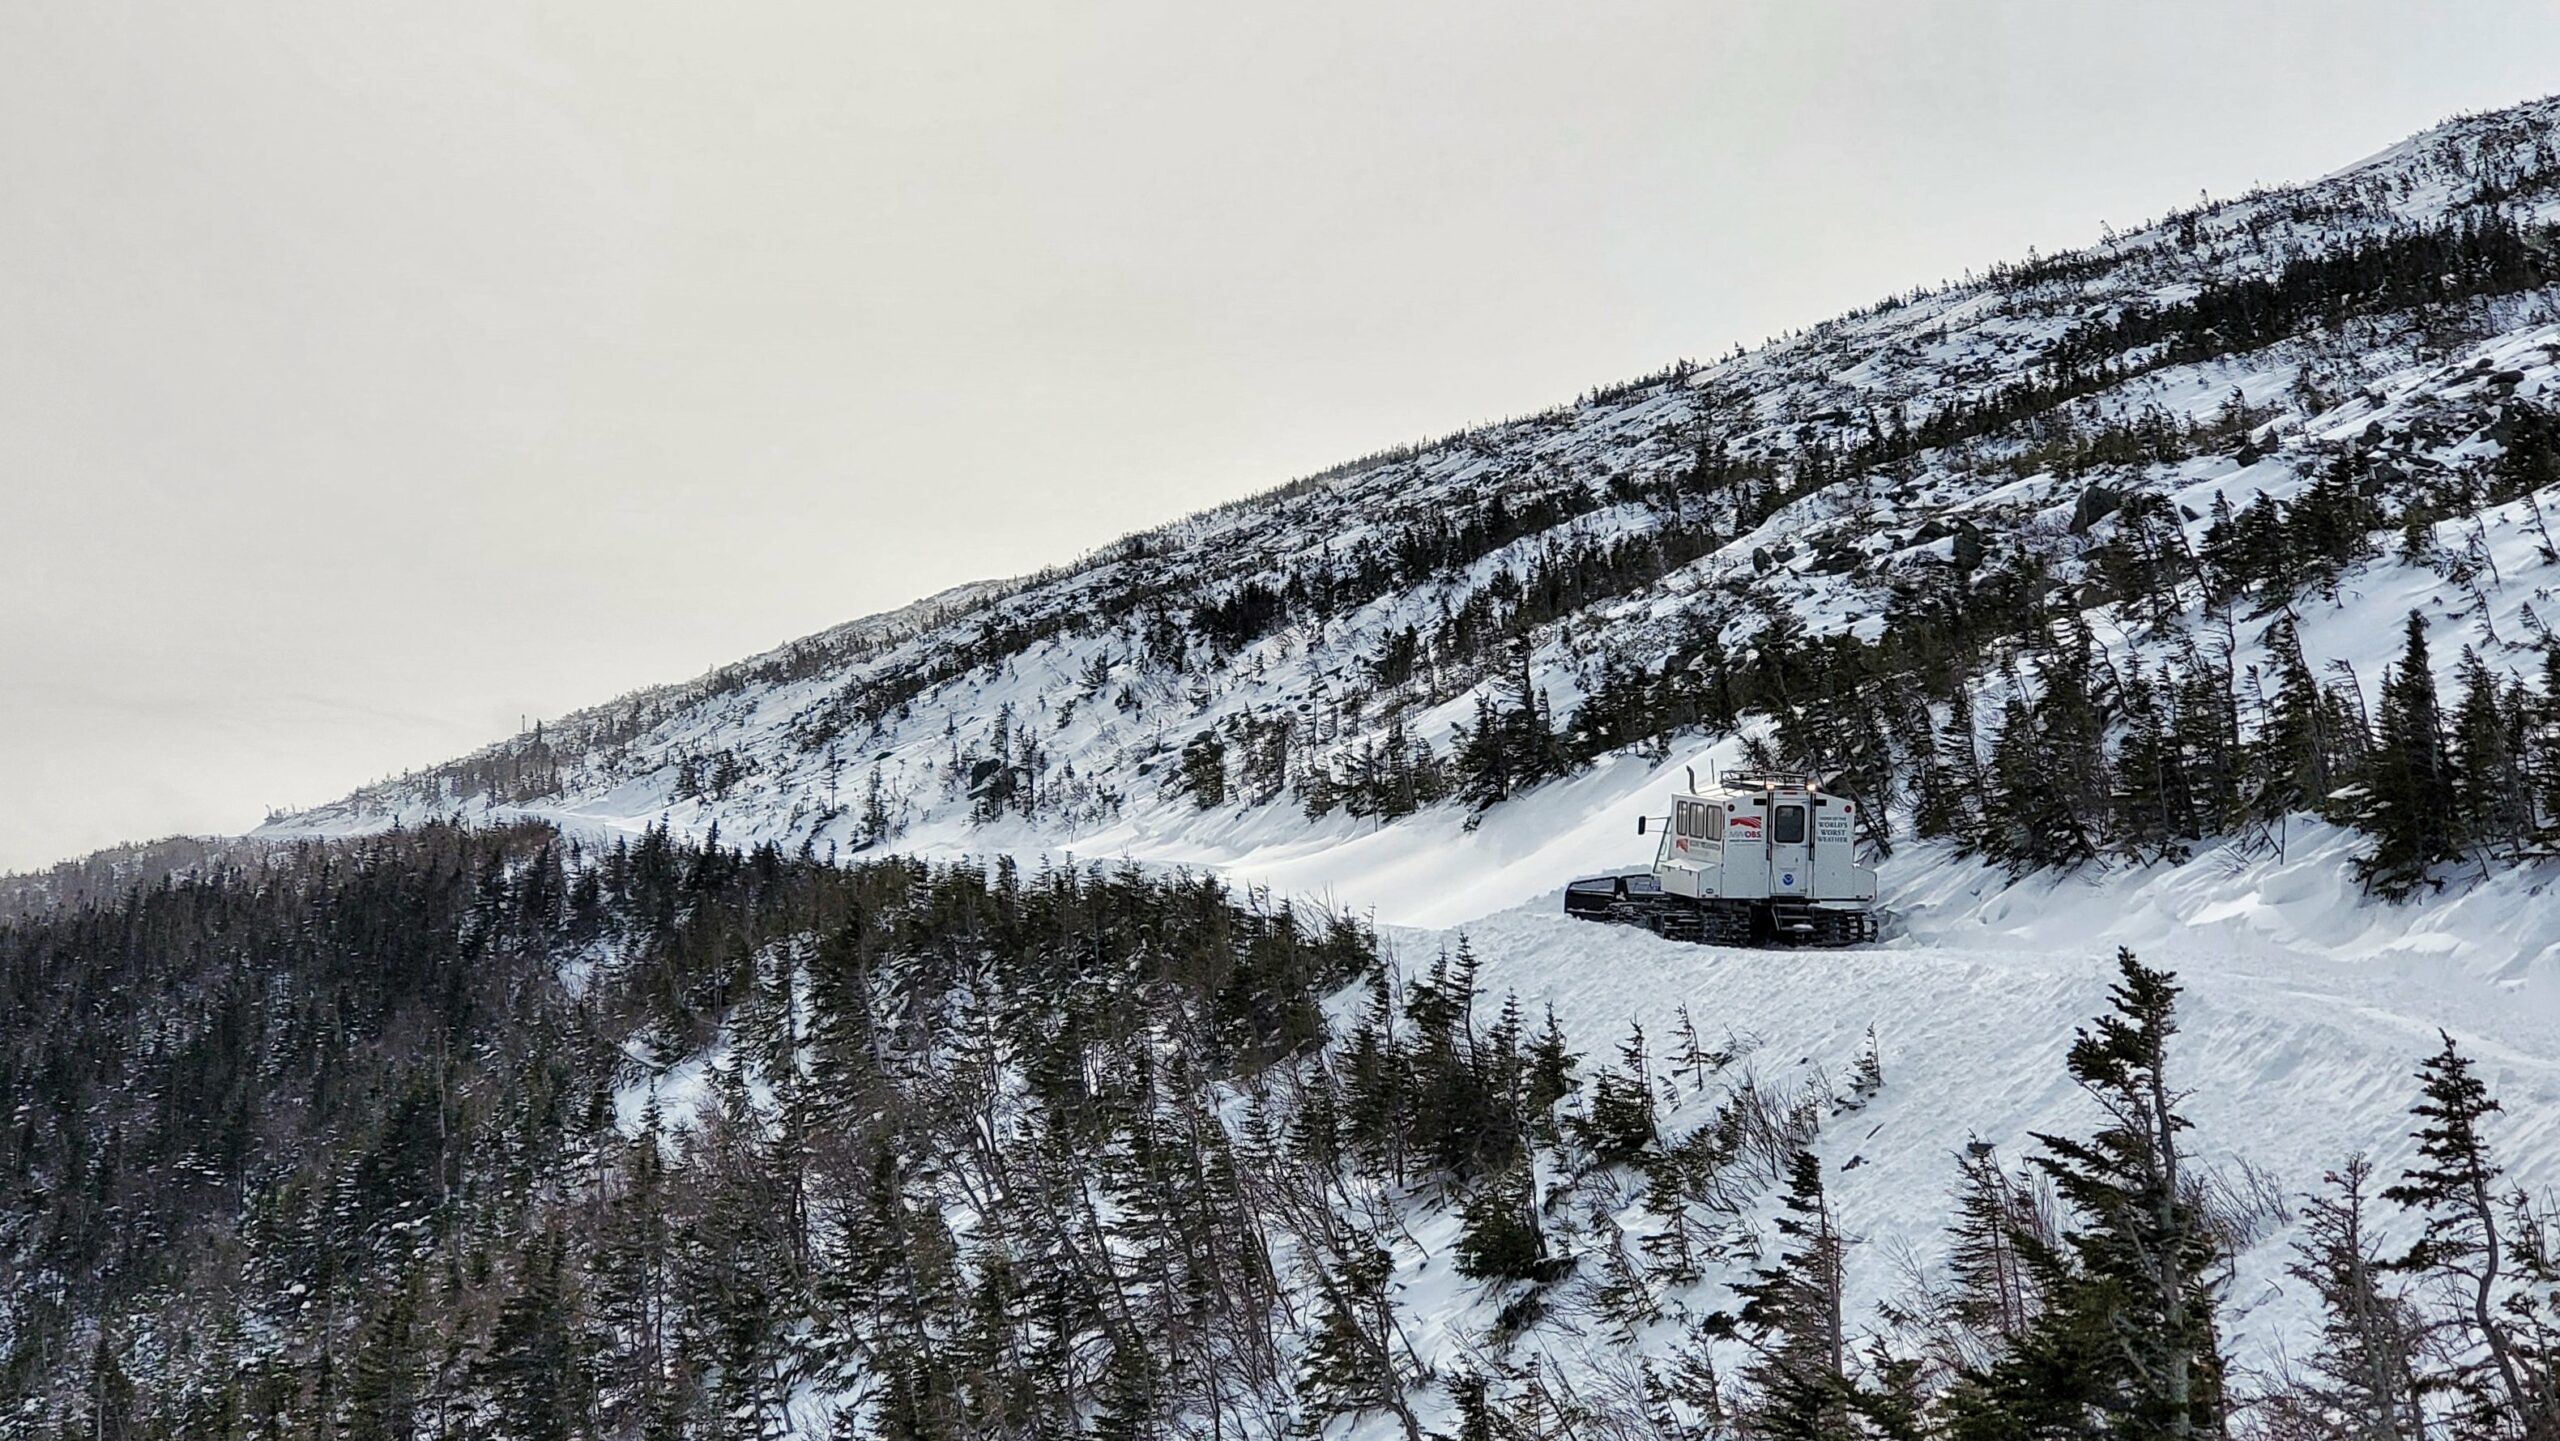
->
xmin=1660 ymin=777 xmax=1874 ymax=906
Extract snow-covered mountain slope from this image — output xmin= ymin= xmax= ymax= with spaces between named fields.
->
xmin=256 ymin=94 xmax=2560 ymax=1057
xmin=267 ymin=96 xmax=2560 ymax=932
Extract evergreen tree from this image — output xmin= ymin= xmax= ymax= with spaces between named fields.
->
xmin=2352 ymin=612 xmax=2462 ymax=898
xmin=1577 ymin=1025 xmax=1658 ymax=1166
xmin=1729 ymin=1149 xmax=1855 ymax=1441
xmin=1954 ymin=950 xmax=2227 ymax=1441
xmin=2113 ymin=666 xmax=2192 ymax=862
xmin=2291 ymin=453 xmax=2384 ymax=593
xmin=1453 ymin=648 xmax=1573 ymax=811
xmin=1983 ymin=675 xmax=2102 ymax=875
xmin=479 ymin=1225 xmax=589 ymax=1441
xmin=2451 ymin=648 xmax=2531 ymax=851
xmin=1296 ymin=1240 xmax=1412 ymax=1434
xmin=1454 ymin=694 xmax=1517 ymax=812
xmin=2255 ymin=616 xmax=2348 ymax=825
xmin=1454 ymin=1161 xmax=1555 ymax=1284
xmin=1523 ymin=1005 xmax=1580 ymax=1148
xmin=2381 ymin=1035 xmax=2556 ymax=1437
xmin=1176 ymin=730 xmax=1228 ymax=810
xmin=2532 ymin=646 xmax=2560 ymax=849
xmin=2031 ymin=620 xmax=2114 ymax=864
xmin=2271 ymin=1157 xmax=2427 ymax=1441
xmin=344 ymin=1272 xmax=425 ymax=1441
xmin=1940 ymin=1146 xmax=2049 ymax=1368
xmin=596 ymin=1099 xmax=677 ymax=1429
xmin=73 ymin=1331 xmax=139 ymax=1441
xmin=1572 ymin=656 xmax=1663 ymax=760
xmin=1914 ymin=688 xmax=1988 ymax=845
xmin=2169 ymin=653 xmax=2244 ymax=841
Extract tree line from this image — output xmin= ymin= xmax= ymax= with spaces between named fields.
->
xmin=7 ymin=824 xmax=2555 ymax=1438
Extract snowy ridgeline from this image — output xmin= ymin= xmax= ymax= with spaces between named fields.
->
xmin=262 ymin=96 xmax=2560 ymax=886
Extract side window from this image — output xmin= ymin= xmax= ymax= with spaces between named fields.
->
xmin=1677 ymin=801 xmax=1704 ymax=838
xmin=1704 ymin=808 xmax=1723 ymax=841
xmin=1773 ymin=805 xmax=1806 ymax=844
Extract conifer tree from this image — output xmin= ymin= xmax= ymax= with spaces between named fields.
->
xmin=1296 ymin=1240 xmax=1416 ymax=1438
xmin=2451 ymin=648 xmax=2530 ymax=851
xmin=1578 ymin=1024 xmax=1659 ymax=1165
xmin=1571 ymin=655 xmax=1663 ymax=761
xmin=2273 ymin=1157 xmax=2427 ymax=1441
xmin=2292 ymin=454 xmax=2384 ymax=593
xmin=2381 ymin=1034 xmax=2556 ymax=1437
xmin=1983 ymin=682 xmax=2101 ymax=874
xmin=1941 ymin=1147 xmax=2049 ymax=1368
xmin=1176 ymin=731 xmax=1228 ymax=810
xmin=1953 ymin=950 xmax=2227 ymax=1441
xmin=2170 ymin=652 xmax=2244 ymax=838
xmin=2255 ymin=616 xmax=2346 ymax=824
xmin=1093 ymin=1335 xmax=1162 ymax=1441
xmin=1524 ymin=1005 xmax=1580 ymax=1148
xmin=2353 ymin=612 xmax=2463 ymax=898
xmin=1455 ymin=1160 xmax=1554 ymax=1284
xmin=2531 ymin=646 xmax=2560 ymax=849
xmin=2114 ymin=666 xmax=2191 ymax=861
xmin=1914 ymin=688 xmax=1988 ymax=845
xmin=479 ymin=1225 xmax=589 ymax=1441
xmin=1453 ymin=693 xmax=1515 ymax=812
xmin=1447 ymin=1373 xmax=1502 ymax=1441
xmin=1729 ymin=1149 xmax=1855 ymax=1441
xmin=2032 ymin=620 xmax=2114 ymax=861
xmin=73 ymin=1331 xmax=139 ymax=1441
xmin=344 ymin=1272 xmax=425 ymax=1441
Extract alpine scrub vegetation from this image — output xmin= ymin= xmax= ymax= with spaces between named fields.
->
xmin=4 ymin=831 xmax=2553 ymax=1438
xmin=271 ymin=97 xmax=2560 ymax=906
xmin=1 ymin=824 xmax=1374 ymax=1439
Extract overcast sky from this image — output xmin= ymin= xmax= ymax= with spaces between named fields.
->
xmin=5 ymin=2 xmax=2560 ymax=872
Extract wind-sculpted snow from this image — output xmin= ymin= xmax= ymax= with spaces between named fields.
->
xmin=1376 ymin=900 xmax=2558 ymax=1410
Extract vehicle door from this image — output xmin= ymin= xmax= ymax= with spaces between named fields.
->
xmin=1767 ymin=795 xmax=1811 ymax=896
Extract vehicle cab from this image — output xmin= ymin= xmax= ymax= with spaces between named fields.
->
xmin=1649 ymin=771 xmax=1875 ymax=905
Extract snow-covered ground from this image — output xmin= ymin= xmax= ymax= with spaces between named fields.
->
xmin=1095 ymin=745 xmax=2560 ymax=1396
xmin=1381 ymin=881 xmax=2559 ymax=1402
xmin=598 ymin=718 xmax=2559 ymax=1430
xmin=1126 ymin=743 xmax=2560 ymax=1408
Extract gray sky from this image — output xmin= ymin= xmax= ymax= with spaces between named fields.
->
xmin=6 ymin=1 xmax=2559 ymax=872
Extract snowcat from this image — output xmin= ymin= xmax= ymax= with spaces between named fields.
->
xmin=1564 ymin=770 xmax=1878 ymax=946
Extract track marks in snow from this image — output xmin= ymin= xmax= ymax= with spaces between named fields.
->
xmin=1386 ymin=890 xmax=2559 ymax=1377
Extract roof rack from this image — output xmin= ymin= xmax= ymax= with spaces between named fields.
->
xmin=1718 ymin=769 xmax=1812 ymax=789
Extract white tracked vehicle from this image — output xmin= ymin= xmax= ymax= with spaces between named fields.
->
xmin=1564 ymin=770 xmax=1879 ymax=946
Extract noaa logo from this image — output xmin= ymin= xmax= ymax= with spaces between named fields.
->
xmin=1781 ymin=872 xmax=1796 ymax=887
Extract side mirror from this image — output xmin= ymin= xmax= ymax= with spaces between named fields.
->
xmin=1637 ymin=815 xmax=1648 ymax=835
